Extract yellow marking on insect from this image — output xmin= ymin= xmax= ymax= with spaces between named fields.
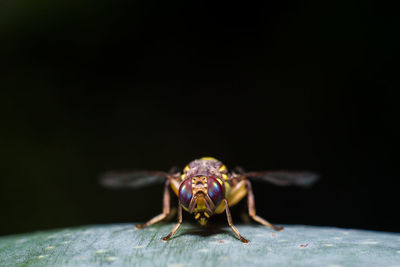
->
xmin=224 ymin=182 xmax=231 ymax=198
xmin=227 ymin=180 xmax=247 ymax=207
xmin=170 ymin=179 xmax=180 ymax=197
xmin=194 ymin=198 xmax=206 ymax=211
xmin=219 ymin=165 xmax=227 ymax=172
xmin=184 ymin=165 xmax=190 ymax=172
xmin=181 ymin=174 xmax=186 ymax=180
xmin=204 ymin=212 xmax=210 ymax=218
xmin=201 ymin=157 xmax=217 ymax=161
xmin=217 ymin=178 xmax=224 ymax=186
xmin=199 ymin=218 xmax=208 ymax=226
xmin=195 ymin=213 xmax=201 ymax=219
xmin=214 ymin=181 xmax=245 ymax=214
xmin=222 ymin=174 xmax=228 ymax=180
xmin=214 ymin=200 xmax=226 ymax=214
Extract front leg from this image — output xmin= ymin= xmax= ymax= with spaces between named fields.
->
xmin=225 ymin=199 xmax=249 ymax=243
xmin=136 ymin=180 xmax=171 ymax=229
xmin=162 ymin=201 xmax=183 ymax=241
xmin=246 ymin=180 xmax=283 ymax=231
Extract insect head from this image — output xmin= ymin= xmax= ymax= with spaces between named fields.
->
xmin=179 ymin=175 xmax=225 ymax=225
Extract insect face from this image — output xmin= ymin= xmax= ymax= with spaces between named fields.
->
xmin=178 ymin=176 xmax=225 ymax=225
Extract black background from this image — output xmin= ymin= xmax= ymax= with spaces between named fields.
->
xmin=1 ymin=0 xmax=398 ymax=236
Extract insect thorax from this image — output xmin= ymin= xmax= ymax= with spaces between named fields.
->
xmin=184 ymin=157 xmax=227 ymax=179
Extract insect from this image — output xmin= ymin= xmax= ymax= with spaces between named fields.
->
xmin=101 ymin=157 xmax=318 ymax=243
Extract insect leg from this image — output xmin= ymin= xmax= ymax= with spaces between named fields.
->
xmin=136 ymin=180 xmax=171 ymax=229
xmin=224 ymin=199 xmax=249 ymax=243
xmin=246 ymin=180 xmax=284 ymax=231
xmin=164 ymin=207 xmax=177 ymax=222
xmin=161 ymin=201 xmax=183 ymax=241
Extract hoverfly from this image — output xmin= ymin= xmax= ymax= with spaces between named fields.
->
xmin=101 ymin=157 xmax=318 ymax=243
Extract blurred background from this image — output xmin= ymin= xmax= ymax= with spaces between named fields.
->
xmin=1 ymin=0 xmax=398 ymax=236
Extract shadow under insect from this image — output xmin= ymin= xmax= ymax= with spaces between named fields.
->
xmin=169 ymin=223 xmax=232 ymax=240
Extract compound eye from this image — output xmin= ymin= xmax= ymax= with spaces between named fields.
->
xmin=207 ymin=177 xmax=225 ymax=207
xmin=179 ymin=179 xmax=193 ymax=208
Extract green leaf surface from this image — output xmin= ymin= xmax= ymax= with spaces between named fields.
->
xmin=1 ymin=224 xmax=399 ymax=267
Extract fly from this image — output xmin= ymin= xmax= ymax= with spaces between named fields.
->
xmin=101 ymin=157 xmax=318 ymax=243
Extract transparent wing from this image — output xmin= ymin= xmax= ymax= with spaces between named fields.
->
xmin=235 ymin=171 xmax=319 ymax=187
xmin=100 ymin=170 xmax=170 ymax=189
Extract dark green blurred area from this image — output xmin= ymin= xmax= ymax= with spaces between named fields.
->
xmin=1 ymin=0 xmax=398 ymax=236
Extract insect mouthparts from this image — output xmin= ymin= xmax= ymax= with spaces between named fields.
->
xmin=195 ymin=212 xmax=210 ymax=226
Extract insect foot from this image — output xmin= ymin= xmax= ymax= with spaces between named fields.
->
xmin=161 ymin=234 xmax=172 ymax=242
xmin=240 ymin=237 xmax=249 ymax=243
xmin=135 ymin=224 xmax=146 ymax=229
